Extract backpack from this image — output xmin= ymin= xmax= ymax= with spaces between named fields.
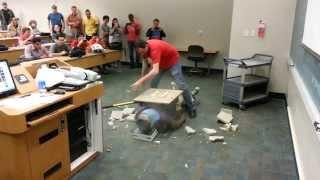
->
xmin=69 ymin=47 xmax=86 ymax=58
xmin=0 ymin=44 xmax=9 ymax=51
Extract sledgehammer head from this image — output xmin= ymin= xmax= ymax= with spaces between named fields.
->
xmin=192 ymin=86 xmax=200 ymax=96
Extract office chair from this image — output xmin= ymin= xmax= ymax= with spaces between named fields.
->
xmin=187 ymin=45 xmax=206 ymax=75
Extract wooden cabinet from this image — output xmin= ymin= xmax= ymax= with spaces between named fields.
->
xmin=0 ymin=60 xmax=104 ymax=180
xmin=27 ymin=116 xmax=70 ymax=180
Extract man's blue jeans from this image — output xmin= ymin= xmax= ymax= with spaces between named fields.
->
xmin=150 ymin=61 xmax=194 ymax=112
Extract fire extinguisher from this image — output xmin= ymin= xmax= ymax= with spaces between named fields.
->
xmin=258 ymin=20 xmax=266 ymax=39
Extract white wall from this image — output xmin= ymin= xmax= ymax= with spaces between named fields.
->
xmin=229 ymin=0 xmax=296 ymax=93
xmin=287 ymin=65 xmax=320 ymax=180
xmin=7 ymin=0 xmax=234 ymax=69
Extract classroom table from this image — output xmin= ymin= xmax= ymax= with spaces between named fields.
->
xmin=177 ymin=47 xmax=218 ymax=54
xmin=0 ymin=43 xmax=54 ymax=65
xmin=0 ymin=36 xmax=51 ymax=47
xmin=21 ymin=50 xmax=122 ymax=77
xmin=177 ymin=47 xmax=219 ymax=74
xmin=0 ymin=59 xmax=105 ymax=180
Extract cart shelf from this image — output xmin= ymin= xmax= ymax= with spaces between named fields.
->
xmin=222 ymin=54 xmax=273 ymax=109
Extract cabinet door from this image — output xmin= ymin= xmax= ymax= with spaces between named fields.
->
xmin=27 ymin=115 xmax=70 ymax=180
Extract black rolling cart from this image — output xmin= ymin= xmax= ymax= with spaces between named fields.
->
xmin=222 ymin=54 xmax=273 ymax=109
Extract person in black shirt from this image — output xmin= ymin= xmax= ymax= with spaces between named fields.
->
xmin=146 ymin=18 xmax=166 ymax=40
xmin=0 ymin=2 xmax=15 ymax=30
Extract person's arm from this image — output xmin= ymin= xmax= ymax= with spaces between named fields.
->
xmin=74 ymin=15 xmax=81 ymax=27
xmin=134 ymin=21 xmax=141 ymax=35
xmin=49 ymin=44 xmax=63 ymax=57
xmin=124 ymin=23 xmax=129 ymax=34
xmin=95 ymin=17 xmax=99 ymax=34
xmin=102 ymin=25 xmax=109 ymax=37
xmin=110 ymin=27 xmax=116 ymax=35
xmin=161 ymin=29 xmax=166 ymax=38
xmin=48 ymin=14 xmax=52 ymax=32
xmin=66 ymin=15 xmax=71 ymax=26
xmin=19 ymin=35 xmax=33 ymax=46
xmin=41 ymin=46 xmax=50 ymax=58
xmin=51 ymin=51 xmax=66 ymax=57
xmin=82 ymin=18 xmax=86 ymax=35
xmin=61 ymin=14 xmax=65 ymax=32
xmin=131 ymin=62 xmax=159 ymax=91
xmin=146 ymin=28 xmax=151 ymax=38
xmin=10 ymin=9 xmax=15 ymax=18
xmin=24 ymin=45 xmax=33 ymax=59
xmin=141 ymin=58 xmax=150 ymax=77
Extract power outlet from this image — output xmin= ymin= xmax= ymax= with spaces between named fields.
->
xmin=243 ymin=29 xmax=249 ymax=37
xmin=197 ymin=30 xmax=204 ymax=37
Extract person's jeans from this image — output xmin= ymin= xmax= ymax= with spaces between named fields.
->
xmin=128 ymin=41 xmax=140 ymax=67
xmin=150 ymin=62 xmax=194 ymax=112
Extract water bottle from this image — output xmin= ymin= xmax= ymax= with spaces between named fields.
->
xmin=38 ymin=80 xmax=46 ymax=93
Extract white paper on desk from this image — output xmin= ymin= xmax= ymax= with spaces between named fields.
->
xmin=0 ymin=93 xmax=61 ymax=110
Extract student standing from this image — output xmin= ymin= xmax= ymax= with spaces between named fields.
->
xmin=132 ymin=40 xmax=196 ymax=118
xmin=101 ymin=15 xmax=110 ymax=48
xmin=28 ymin=20 xmax=41 ymax=35
xmin=47 ymin=5 xmax=65 ymax=33
xmin=66 ymin=6 xmax=82 ymax=38
xmin=109 ymin=18 xmax=122 ymax=50
xmin=0 ymin=2 xmax=15 ymax=30
xmin=7 ymin=17 xmax=21 ymax=37
xmin=146 ymin=18 xmax=166 ymax=40
xmin=124 ymin=14 xmax=141 ymax=68
xmin=83 ymin=9 xmax=99 ymax=40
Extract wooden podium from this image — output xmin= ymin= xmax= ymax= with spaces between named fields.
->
xmin=0 ymin=59 xmax=104 ymax=180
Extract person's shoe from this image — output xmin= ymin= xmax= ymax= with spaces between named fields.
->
xmin=188 ymin=109 xmax=197 ymax=118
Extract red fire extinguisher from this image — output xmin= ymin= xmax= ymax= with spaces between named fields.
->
xmin=258 ymin=20 xmax=266 ymax=39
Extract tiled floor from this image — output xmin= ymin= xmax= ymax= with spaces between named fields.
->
xmin=71 ymin=67 xmax=298 ymax=180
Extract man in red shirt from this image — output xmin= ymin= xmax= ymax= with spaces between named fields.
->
xmin=124 ymin=14 xmax=141 ymax=68
xmin=131 ymin=39 xmax=196 ymax=118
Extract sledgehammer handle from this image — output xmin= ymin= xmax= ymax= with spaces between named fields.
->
xmin=102 ymin=101 xmax=136 ymax=109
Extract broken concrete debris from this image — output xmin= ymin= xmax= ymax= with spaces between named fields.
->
xmin=106 ymin=144 xmax=112 ymax=152
xmin=231 ymin=124 xmax=239 ymax=132
xmin=209 ymin=136 xmax=224 ymax=143
xmin=202 ymin=128 xmax=217 ymax=135
xmin=109 ymin=107 xmax=136 ymax=122
xmin=217 ymin=108 xmax=233 ymax=124
xmin=184 ymin=163 xmax=189 ymax=168
xmin=108 ymin=121 xmax=114 ymax=126
xmin=110 ymin=110 xmax=123 ymax=120
xmin=219 ymin=123 xmax=232 ymax=131
xmin=122 ymin=108 xmax=135 ymax=116
xmin=185 ymin=126 xmax=196 ymax=135
xmin=219 ymin=123 xmax=239 ymax=132
xmin=126 ymin=114 xmax=136 ymax=121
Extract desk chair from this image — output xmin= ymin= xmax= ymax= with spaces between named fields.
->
xmin=187 ymin=45 xmax=206 ymax=75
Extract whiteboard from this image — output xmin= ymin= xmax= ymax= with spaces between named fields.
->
xmin=302 ymin=0 xmax=320 ymax=56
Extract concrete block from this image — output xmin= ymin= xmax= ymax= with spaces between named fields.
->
xmin=217 ymin=108 xmax=233 ymax=124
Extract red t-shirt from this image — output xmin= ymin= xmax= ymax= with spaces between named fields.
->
xmin=125 ymin=20 xmax=141 ymax=42
xmin=147 ymin=40 xmax=179 ymax=69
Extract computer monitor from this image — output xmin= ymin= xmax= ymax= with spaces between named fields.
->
xmin=0 ymin=60 xmax=17 ymax=98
